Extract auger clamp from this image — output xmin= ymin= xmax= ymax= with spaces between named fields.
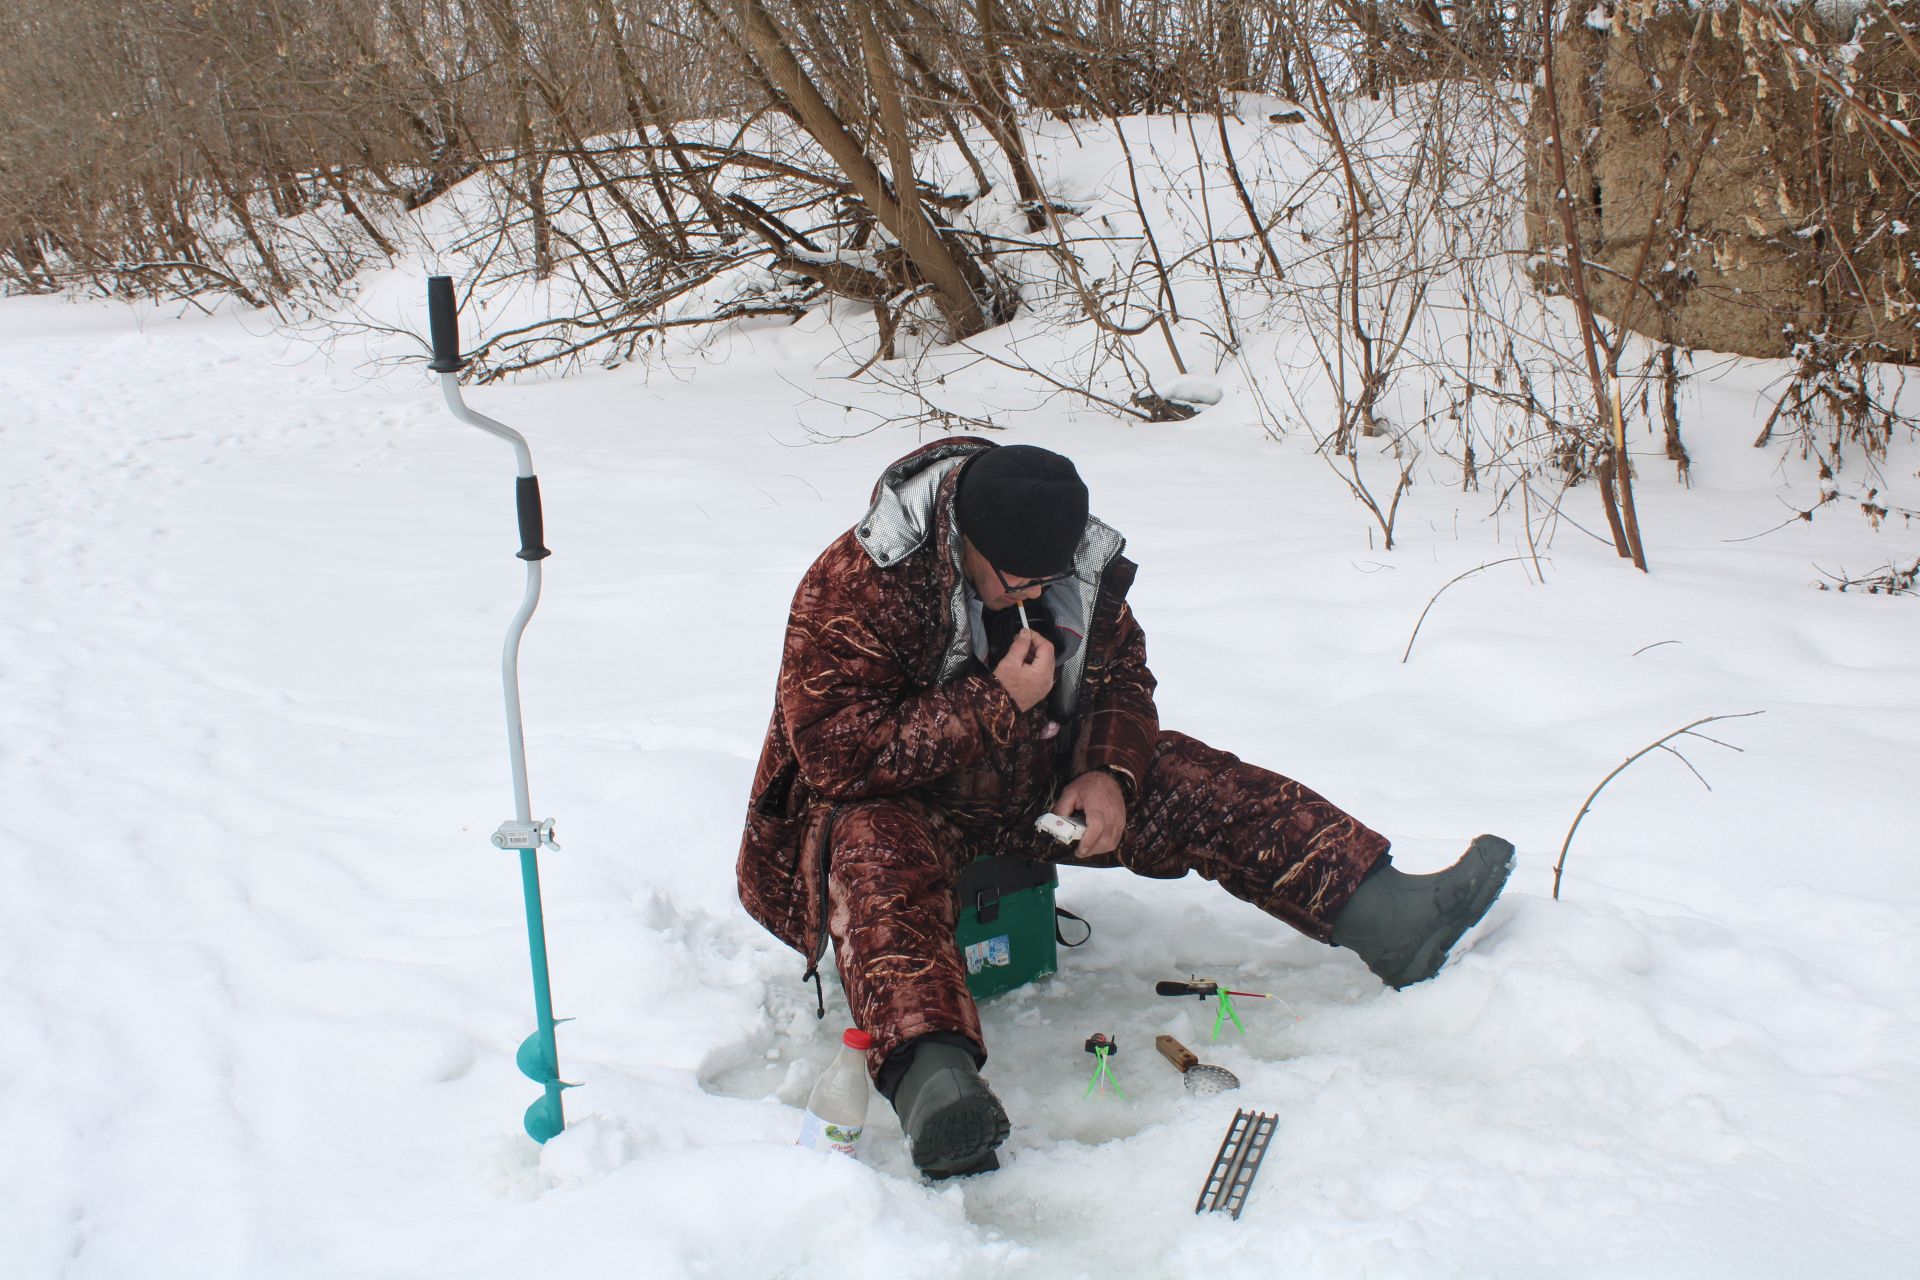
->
xmin=492 ymin=818 xmax=560 ymax=851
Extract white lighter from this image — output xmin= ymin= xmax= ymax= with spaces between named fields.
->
xmin=1035 ymin=811 xmax=1087 ymax=845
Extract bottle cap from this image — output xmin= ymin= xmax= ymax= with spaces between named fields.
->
xmin=842 ymin=1028 xmax=873 ymax=1051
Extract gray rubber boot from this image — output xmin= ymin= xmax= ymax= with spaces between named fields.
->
xmin=1332 ymin=835 xmax=1516 ymax=989
xmin=890 ymin=1041 xmax=1009 ymax=1179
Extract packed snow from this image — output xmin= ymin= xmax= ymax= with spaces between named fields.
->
xmin=4 ymin=113 xmax=1920 ymax=1279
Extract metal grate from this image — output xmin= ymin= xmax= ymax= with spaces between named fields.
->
xmin=1194 ymin=1108 xmax=1278 ymax=1220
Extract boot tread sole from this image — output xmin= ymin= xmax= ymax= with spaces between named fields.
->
xmin=911 ymin=1092 xmax=1010 ymax=1178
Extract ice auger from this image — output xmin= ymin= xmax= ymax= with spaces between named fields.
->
xmin=427 ymin=275 xmax=571 ymax=1143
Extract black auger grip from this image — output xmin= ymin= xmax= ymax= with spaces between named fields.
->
xmin=427 ymin=275 xmax=467 ymax=373
xmin=516 ymin=476 xmax=551 ymax=561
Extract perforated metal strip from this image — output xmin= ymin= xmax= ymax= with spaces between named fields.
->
xmin=1195 ymin=1109 xmax=1278 ymax=1221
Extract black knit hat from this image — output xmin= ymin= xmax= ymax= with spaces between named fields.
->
xmin=956 ymin=445 xmax=1090 ymax=578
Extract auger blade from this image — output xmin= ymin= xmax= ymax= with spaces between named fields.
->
xmin=517 ymin=1029 xmax=558 ymax=1085
xmin=524 ymin=1092 xmax=565 ymax=1144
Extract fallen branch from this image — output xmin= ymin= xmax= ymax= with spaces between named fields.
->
xmin=1814 ymin=557 xmax=1920 ymax=596
xmin=1553 ymin=711 xmax=1765 ymax=900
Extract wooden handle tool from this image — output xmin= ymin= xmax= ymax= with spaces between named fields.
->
xmin=1157 ymin=1034 xmax=1200 ymax=1073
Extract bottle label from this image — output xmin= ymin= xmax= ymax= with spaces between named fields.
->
xmin=797 ymin=1109 xmax=863 ymax=1156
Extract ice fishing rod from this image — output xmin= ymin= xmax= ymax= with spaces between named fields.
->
xmin=1083 ymin=1033 xmax=1125 ymax=1099
xmin=1156 ymin=979 xmax=1286 ymax=1002
xmin=1156 ymin=978 xmax=1300 ymax=1041
xmin=427 ymin=275 xmax=571 ymax=1144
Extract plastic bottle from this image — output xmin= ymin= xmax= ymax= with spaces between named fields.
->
xmin=797 ymin=1028 xmax=872 ymax=1157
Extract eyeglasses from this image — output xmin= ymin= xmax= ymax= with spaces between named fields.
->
xmin=990 ymin=561 xmax=1077 ymax=596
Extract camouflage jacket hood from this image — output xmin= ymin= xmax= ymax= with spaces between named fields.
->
xmin=736 ymin=437 xmax=1160 ymax=970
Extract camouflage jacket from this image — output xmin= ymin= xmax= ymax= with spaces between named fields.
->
xmin=736 ymin=438 xmax=1160 ymax=972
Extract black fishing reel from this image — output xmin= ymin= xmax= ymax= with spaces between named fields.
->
xmin=1084 ymin=1032 xmax=1118 ymax=1055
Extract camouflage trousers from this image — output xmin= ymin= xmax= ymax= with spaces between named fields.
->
xmin=825 ymin=730 xmax=1390 ymax=1078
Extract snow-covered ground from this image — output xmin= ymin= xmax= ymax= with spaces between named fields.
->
xmin=5 ymin=114 xmax=1920 ymax=1275
xmin=4 ymin=284 xmax=1916 ymax=1279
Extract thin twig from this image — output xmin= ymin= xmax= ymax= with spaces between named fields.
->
xmin=1554 ymin=712 xmax=1765 ymax=900
xmin=1721 ymin=497 xmax=1832 ymax=544
xmin=1401 ymin=557 xmax=1533 ymax=663
xmin=1655 ymin=743 xmax=1711 ymax=790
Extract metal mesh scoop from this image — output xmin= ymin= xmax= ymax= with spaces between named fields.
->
xmin=1156 ymin=1034 xmax=1240 ymax=1096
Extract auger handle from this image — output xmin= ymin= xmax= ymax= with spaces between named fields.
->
xmin=1156 ymin=1034 xmax=1198 ymax=1073
xmin=427 ymin=275 xmax=467 ymax=373
xmin=515 ymin=477 xmax=550 ymax=562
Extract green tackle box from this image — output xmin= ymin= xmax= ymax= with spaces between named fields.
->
xmin=954 ymin=856 xmax=1060 ymax=999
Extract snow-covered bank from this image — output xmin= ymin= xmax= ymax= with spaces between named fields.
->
xmin=4 ymin=285 xmax=1917 ymax=1278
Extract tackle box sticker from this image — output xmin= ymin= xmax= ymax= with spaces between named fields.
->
xmin=965 ymin=935 xmax=1011 ymax=974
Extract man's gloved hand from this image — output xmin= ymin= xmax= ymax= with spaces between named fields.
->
xmin=993 ymin=629 xmax=1055 ymax=711
xmin=1054 ymin=769 xmax=1126 ymax=858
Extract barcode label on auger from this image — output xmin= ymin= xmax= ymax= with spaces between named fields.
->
xmin=1195 ymin=1108 xmax=1277 ymax=1220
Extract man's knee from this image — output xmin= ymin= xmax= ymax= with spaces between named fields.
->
xmin=830 ymin=799 xmax=939 ymax=865
xmin=828 ymin=798 xmax=960 ymax=912
xmin=1145 ymin=729 xmax=1242 ymax=782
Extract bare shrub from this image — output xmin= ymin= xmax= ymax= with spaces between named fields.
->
xmin=6 ymin=0 xmax=1911 ymax=571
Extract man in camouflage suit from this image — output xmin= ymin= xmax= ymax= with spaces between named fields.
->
xmin=739 ymin=439 xmax=1513 ymax=1177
